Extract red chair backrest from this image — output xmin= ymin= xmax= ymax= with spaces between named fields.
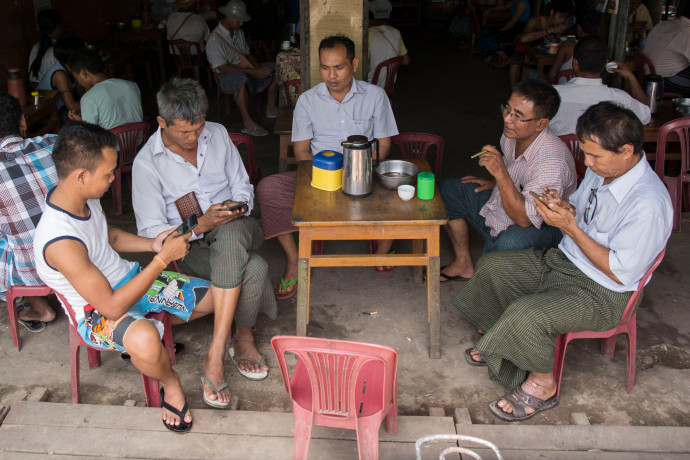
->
xmin=250 ymin=40 xmax=272 ymax=64
xmin=229 ymin=132 xmax=261 ymax=185
xmin=371 ymin=56 xmax=404 ymax=99
xmin=271 ymin=336 xmax=397 ymax=422
xmin=634 ymin=50 xmax=655 ymax=88
xmin=559 ymin=133 xmax=586 ymax=185
xmin=110 ymin=122 xmax=150 ymax=169
xmin=169 ymin=39 xmax=203 ymax=67
xmin=282 ymin=78 xmax=301 ymax=106
xmin=392 ymin=132 xmax=445 ymax=176
xmin=619 ymin=247 xmax=666 ymax=325
xmin=654 ymin=117 xmax=690 ymax=179
xmin=553 ymin=68 xmax=575 ymax=84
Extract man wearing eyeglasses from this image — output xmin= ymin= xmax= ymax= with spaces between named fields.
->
xmin=454 ymin=102 xmax=672 ymax=422
xmin=439 ymin=79 xmax=577 ymax=281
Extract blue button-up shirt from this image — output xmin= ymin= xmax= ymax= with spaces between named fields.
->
xmin=559 ymin=155 xmax=672 ymax=292
xmin=292 ymin=79 xmax=398 ymax=155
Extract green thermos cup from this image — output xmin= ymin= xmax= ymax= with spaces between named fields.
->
xmin=417 ymin=172 xmax=435 ymax=200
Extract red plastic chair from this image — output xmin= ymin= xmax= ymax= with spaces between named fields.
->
xmin=211 ymin=66 xmax=262 ymax=117
xmin=653 ymin=117 xmax=690 ymax=233
xmin=272 ymin=336 xmax=398 ymax=460
xmin=169 ymin=39 xmax=213 ymax=87
xmin=559 ymin=134 xmax=586 ymax=185
xmin=118 ymin=35 xmax=159 ymax=88
xmin=553 ymin=68 xmax=575 ymax=84
xmin=229 ymin=132 xmax=262 ymax=185
xmin=371 ymin=56 xmax=404 ymax=110
xmin=283 ymin=78 xmax=301 ymax=106
xmin=54 ymin=291 xmax=176 ymax=407
xmin=392 ymin=132 xmax=445 ymax=176
xmin=634 ymin=51 xmax=683 ymax=99
xmin=250 ymin=40 xmax=272 ymax=64
xmin=6 ymin=285 xmax=54 ymax=351
xmin=552 ymin=247 xmax=666 ymax=397
xmin=110 ymin=122 xmax=150 ymax=215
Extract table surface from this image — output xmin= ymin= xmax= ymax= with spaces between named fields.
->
xmin=646 ymin=100 xmax=678 ymax=131
xmin=21 ymin=90 xmax=59 ymax=137
xmin=292 ymin=159 xmax=448 ymax=227
xmin=523 ymin=42 xmax=557 ymax=71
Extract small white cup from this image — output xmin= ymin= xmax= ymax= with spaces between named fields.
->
xmin=605 ymin=62 xmax=619 ymax=73
xmin=398 ymin=185 xmax=415 ymax=201
xmin=281 ymin=40 xmax=291 ymax=51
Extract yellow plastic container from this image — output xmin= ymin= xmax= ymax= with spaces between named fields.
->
xmin=311 ymin=150 xmax=343 ymax=191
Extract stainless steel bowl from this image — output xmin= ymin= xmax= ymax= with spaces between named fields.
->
xmin=673 ymin=98 xmax=690 ymax=117
xmin=375 ymin=160 xmax=419 ymax=190
xmin=676 ymin=106 xmax=690 ymax=117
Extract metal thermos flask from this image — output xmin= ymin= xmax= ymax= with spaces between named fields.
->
xmin=341 ymin=135 xmax=379 ymax=198
xmin=644 ymin=74 xmax=664 ymax=114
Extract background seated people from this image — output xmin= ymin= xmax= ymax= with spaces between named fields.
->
xmin=546 ymin=9 xmax=601 ymax=84
xmin=627 ymin=0 xmax=653 ymax=42
xmin=643 ymin=4 xmax=690 ymax=96
xmin=508 ymin=0 xmax=571 ymax=87
xmin=33 ymin=122 xmax=234 ymax=432
xmin=37 ymin=36 xmax=85 ymax=123
xmin=28 ymin=9 xmax=62 ymax=85
xmin=256 ymin=35 xmax=399 ymax=300
xmin=367 ymin=0 xmax=410 ymax=86
xmin=206 ymin=0 xmax=279 ymax=136
xmin=132 ymin=78 xmax=276 ymax=393
xmin=67 ymin=49 xmax=143 ymax=130
xmin=455 ymin=102 xmax=672 ymax=422
xmin=0 ymin=92 xmax=57 ymax=332
xmin=438 ymin=79 xmax=576 ymax=281
xmin=550 ymin=36 xmax=651 ymax=136
xmin=473 ymin=0 xmax=531 ymax=64
xmin=167 ymin=0 xmax=210 ymax=57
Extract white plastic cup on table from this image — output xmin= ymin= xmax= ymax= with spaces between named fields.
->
xmin=281 ymin=40 xmax=291 ymax=51
xmin=397 ymin=185 xmax=415 ymax=201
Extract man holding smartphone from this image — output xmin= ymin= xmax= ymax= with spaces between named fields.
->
xmin=132 ymin=78 xmax=276 ymax=409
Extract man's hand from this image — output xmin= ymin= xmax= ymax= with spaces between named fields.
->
xmin=151 ymin=227 xmax=177 ymax=253
xmin=461 ymin=175 xmax=497 ymax=192
xmin=541 ymin=188 xmax=575 ymax=216
xmin=534 ymin=189 xmax=577 ymax=232
xmin=248 ymin=66 xmax=273 ymax=79
xmin=610 ymin=60 xmax=635 ymax=80
xmin=157 ymin=231 xmax=191 ymax=264
xmin=477 ymin=145 xmax=509 ymax=182
xmin=68 ymin=110 xmax=82 ymax=122
xmin=196 ymin=203 xmax=244 ymax=234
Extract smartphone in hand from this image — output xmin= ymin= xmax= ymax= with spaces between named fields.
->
xmin=165 ymin=214 xmax=198 ymax=242
xmin=222 ymin=200 xmax=247 ymax=212
xmin=529 ymin=191 xmax=550 ymax=206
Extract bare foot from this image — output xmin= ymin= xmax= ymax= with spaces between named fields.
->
xmin=203 ymin=354 xmax=230 ymax=405
xmin=468 ymin=348 xmax=484 ymax=364
xmin=17 ymin=296 xmax=56 ymax=322
xmin=232 ymin=332 xmax=269 ymax=374
xmin=440 ymin=262 xmax=474 ymax=282
xmin=162 ymin=380 xmax=192 ymax=427
xmin=496 ymin=377 xmax=557 ymax=416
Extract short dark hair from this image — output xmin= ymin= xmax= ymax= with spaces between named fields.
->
xmin=577 ymin=9 xmax=601 ymax=36
xmin=53 ymin=36 xmax=87 ymax=65
xmin=67 ymin=48 xmax=104 ymax=76
xmin=576 ymin=102 xmax=644 ymax=155
xmin=512 ymin=79 xmax=561 ymax=120
xmin=52 ymin=122 xmax=117 ymax=179
xmin=0 ymin=92 xmax=22 ymax=138
xmin=574 ymin=36 xmax=607 ymax=74
xmin=319 ymin=35 xmax=355 ymax=62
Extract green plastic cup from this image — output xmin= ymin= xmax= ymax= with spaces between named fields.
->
xmin=417 ymin=172 xmax=435 ymax=200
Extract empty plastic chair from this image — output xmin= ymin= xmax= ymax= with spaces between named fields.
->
xmin=653 ymin=117 xmax=690 ymax=232
xmin=392 ymin=132 xmax=445 ymax=176
xmin=371 ymin=56 xmax=404 ymax=110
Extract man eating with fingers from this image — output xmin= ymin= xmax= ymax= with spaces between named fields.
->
xmin=438 ymin=79 xmax=576 ymax=282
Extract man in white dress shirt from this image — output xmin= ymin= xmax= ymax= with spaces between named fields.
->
xmin=132 ymin=78 xmax=277 ymax=408
xmin=549 ymin=36 xmax=651 ymax=136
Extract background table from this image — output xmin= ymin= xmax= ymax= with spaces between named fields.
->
xmin=22 ymin=90 xmax=59 ymax=137
xmin=274 ymin=107 xmax=296 ymax=172
xmin=292 ymin=159 xmax=448 ymax=358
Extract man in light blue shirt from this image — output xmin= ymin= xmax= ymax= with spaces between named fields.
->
xmin=256 ymin=35 xmax=398 ymax=300
xmin=453 ymin=102 xmax=672 ymax=422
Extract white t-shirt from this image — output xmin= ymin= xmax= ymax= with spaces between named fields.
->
xmin=34 ymin=193 xmax=134 ymax=323
xmin=166 ymin=11 xmax=210 ymax=54
xmin=368 ymin=25 xmax=407 ymax=86
xmin=28 ymin=44 xmax=57 ymax=84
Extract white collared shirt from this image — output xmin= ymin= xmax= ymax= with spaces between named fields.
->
xmin=559 ymin=155 xmax=672 ymax=292
xmin=206 ymin=23 xmax=249 ymax=69
xmin=550 ymin=77 xmax=652 ymax=136
xmin=132 ymin=122 xmax=253 ymax=239
xmin=292 ymin=79 xmax=399 ymax=155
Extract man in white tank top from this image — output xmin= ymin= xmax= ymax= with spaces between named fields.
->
xmin=33 ymin=122 xmax=238 ymax=433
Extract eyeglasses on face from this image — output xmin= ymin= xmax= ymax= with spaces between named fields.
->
xmin=583 ymin=188 xmax=598 ymax=224
xmin=500 ymin=103 xmax=539 ymax=123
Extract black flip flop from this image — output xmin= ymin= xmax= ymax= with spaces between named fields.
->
xmin=16 ymin=302 xmax=47 ymax=333
xmin=464 ymin=347 xmax=487 ymax=366
xmin=160 ymin=388 xmax=192 ymax=433
xmin=439 ymin=265 xmax=471 ymax=282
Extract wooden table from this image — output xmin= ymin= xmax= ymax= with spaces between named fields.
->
xmin=523 ymin=43 xmax=556 ymax=72
xmin=21 ymin=90 xmax=59 ymax=137
xmin=274 ymin=107 xmax=296 ymax=172
xmin=291 ymin=159 xmax=448 ymax=358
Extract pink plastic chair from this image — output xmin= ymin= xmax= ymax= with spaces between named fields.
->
xmin=110 ymin=121 xmax=150 ymax=215
xmin=229 ymin=132 xmax=262 ymax=185
xmin=553 ymin=68 xmax=575 ymax=84
xmin=54 ymin=291 xmax=176 ymax=406
xmin=371 ymin=56 xmax=404 ymax=110
xmin=169 ymin=39 xmax=213 ymax=87
xmin=392 ymin=132 xmax=445 ymax=176
xmin=552 ymin=247 xmax=666 ymax=397
xmin=653 ymin=117 xmax=690 ymax=233
xmin=6 ymin=284 xmax=54 ymax=351
xmin=211 ymin=66 xmax=263 ymax=117
xmin=271 ymin=336 xmax=398 ymax=460
xmin=559 ymin=134 xmax=586 ymax=185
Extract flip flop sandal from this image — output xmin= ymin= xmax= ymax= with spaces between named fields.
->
xmin=241 ymin=127 xmax=269 ymax=137
xmin=229 ymin=346 xmax=269 ymax=381
xmin=274 ymin=276 xmax=297 ymax=300
xmin=200 ymin=377 xmax=230 ymax=408
xmin=16 ymin=302 xmax=46 ymax=333
xmin=464 ymin=347 xmax=487 ymax=366
xmin=160 ymin=387 xmax=193 ymax=433
xmin=488 ymin=386 xmax=559 ymax=422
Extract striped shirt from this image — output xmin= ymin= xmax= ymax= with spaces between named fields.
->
xmin=206 ymin=24 xmax=250 ymax=70
xmin=0 ymin=134 xmax=58 ymax=296
xmin=480 ymin=128 xmax=577 ymax=237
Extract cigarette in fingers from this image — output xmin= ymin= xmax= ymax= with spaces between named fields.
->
xmin=471 ymin=149 xmax=488 ymax=159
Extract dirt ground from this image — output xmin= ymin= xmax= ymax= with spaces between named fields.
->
xmin=1 ymin=27 xmax=689 ymax=427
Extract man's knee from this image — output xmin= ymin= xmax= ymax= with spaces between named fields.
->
xmin=122 ymin=319 xmax=163 ymax=364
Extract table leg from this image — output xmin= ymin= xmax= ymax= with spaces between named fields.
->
xmin=296 ymin=230 xmax=312 ymax=336
xmin=412 ymin=239 xmax=424 ymax=283
xmin=279 ymin=135 xmax=289 ymax=173
xmin=428 ymin=255 xmax=441 ymax=359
